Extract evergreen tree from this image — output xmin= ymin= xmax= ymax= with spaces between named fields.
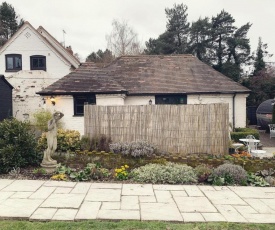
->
xmin=187 ymin=17 xmax=213 ymax=64
xmin=165 ymin=3 xmax=190 ymax=53
xmin=86 ymin=49 xmax=114 ymax=65
xmin=0 ymin=2 xmax=23 ymax=46
xmin=211 ymin=10 xmax=236 ymax=72
xmin=253 ymin=37 xmax=267 ymax=75
xmin=145 ymin=4 xmax=189 ymax=54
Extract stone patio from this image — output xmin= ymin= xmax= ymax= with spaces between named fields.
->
xmin=0 ymin=179 xmax=275 ymax=223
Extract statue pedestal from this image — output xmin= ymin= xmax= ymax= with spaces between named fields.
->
xmin=41 ymin=160 xmax=57 ymax=174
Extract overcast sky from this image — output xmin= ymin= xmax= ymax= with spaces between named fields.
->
xmin=2 ymin=0 xmax=275 ymax=62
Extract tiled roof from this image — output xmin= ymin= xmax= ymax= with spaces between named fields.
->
xmin=37 ymin=55 xmax=250 ymax=95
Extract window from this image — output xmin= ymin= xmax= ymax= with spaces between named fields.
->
xmin=155 ymin=95 xmax=187 ymax=105
xmin=5 ymin=54 xmax=22 ymax=71
xmin=30 ymin=55 xmax=46 ymax=71
xmin=74 ymin=95 xmax=96 ymax=116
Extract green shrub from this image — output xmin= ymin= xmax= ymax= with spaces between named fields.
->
xmin=61 ymin=163 xmax=111 ymax=181
xmin=110 ymin=140 xmax=156 ymax=157
xmin=38 ymin=129 xmax=81 ymax=152
xmin=130 ymin=162 xmax=197 ymax=184
xmin=0 ymin=118 xmax=41 ymax=174
xmin=32 ymin=109 xmax=63 ymax=132
xmin=32 ymin=109 xmax=52 ymax=132
xmin=231 ymin=128 xmax=259 ymax=142
xmin=209 ymin=163 xmax=248 ymax=186
xmin=247 ymin=173 xmax=270 ymax=187
xmin=194 ymin=164 xmax=213 ymax=183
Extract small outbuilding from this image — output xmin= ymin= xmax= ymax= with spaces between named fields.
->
xmin=0 ymin=75 xmax=13 ymax=121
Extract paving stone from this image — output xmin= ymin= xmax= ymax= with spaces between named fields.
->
xmin=0 ymin=198 xmax=43 ymax=218
xmin=41 ymin=193 xmax=85 ymax=208
xmin=10 ymin=192 xmax=33 ymax=199
xmin=182 ymin=213 xmax=205 ymax=222
xmin=153 ymin=184 xmax=184 ymax=191
xmin=155 ymin=190 xmax=174 ymax=203
xmin=174 ymin=197 xmax=217 ymax=213
xmin=242 ymin=213 xmax=275 ymax=223
xmin=90 ymin=183 xmax=122 ymax=189
xmin=171 ymin=191 xmax=188 ymax=197
xmin=2 ymin=180 xmax=44 ymax=192
xmin=52 ymin=209 xmax=78 ymax=221
xmin=215 ymin=204 xmax=248 ymax=222
xmin=229 ymin=186 xmax=274 ymax=199
xmin=30 ymin=208 xmax=57 ymax=221
xmin=234 ymin=205 xmax=258 ymax=214
xmin=43 ymin=181 xmax=76 ymax=188
xmin=245 ymin=199 xmax=275 ymax=213
xmin=139 ymin=196 xmax=156 ymax=203
xmin=183 ymin=185 xmax=204 ymax=197
xmin=121 ymin=196 xmax=139 ymax=210
xmin=0 ymin=179 xmax=14 ymax=190
xmin=97 ymin=209 xmax=140 ymax=220
xmin=201 ymin=213 xmax=227 ymax=222
xmin=70 ymin=183 xmax=91 ymax=194
xmin=213 ymin=186 xmax=230 ymax=191
xmin=54 ymin=187 xmax=72 ymax=194
xmin=122 ymin=184 xmax=154 ymax=196
xmin=260 ymin=199 xmax=275 ymax=210
xmin=29 ymin=186 xmax=56 ymax=199
xmin=203 ymin=190 xmax=246 ymax=205
xmin=101 ymin=202 xmax=120 ymax=210
xmin=140 ymin=202 xmax=182 ymax=221
xmin=86 ymin=189 xmax=121 ymax=202
xmin=75 ymin=201 xmax=101 ymax=220
xmin=0 ymin=192 xmax=14 ymax=203
xmin=197 ymin=186 xmax=216 ymax=192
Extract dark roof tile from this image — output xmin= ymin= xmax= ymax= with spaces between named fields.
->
xmin=38 ymin=55 xmax=250 ymax=95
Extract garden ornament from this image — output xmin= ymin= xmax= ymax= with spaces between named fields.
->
xmin=41 ymin=111 xmax=64 ymax=171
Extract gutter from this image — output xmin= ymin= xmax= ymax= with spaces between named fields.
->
xmin=233 ymin=93 xmax=236 ymax=131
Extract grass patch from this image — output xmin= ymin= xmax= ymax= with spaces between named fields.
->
xmin=0 ymin=220 xmax=275 ymax=230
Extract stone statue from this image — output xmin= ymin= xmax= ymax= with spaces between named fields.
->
xmin=41 ymin=111 xmax=64 ymax=171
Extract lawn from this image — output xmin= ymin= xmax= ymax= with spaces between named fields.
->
xmin=0 ymin=220 xmax=275 ymax=230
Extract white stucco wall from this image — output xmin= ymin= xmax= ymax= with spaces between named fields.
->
xmin=0 ymin=26 xmax=74 ymax=120
xmin=125 ymin=96 xmax=155 ymax=105
xmin=96 ymin=94 xmax=126 ymax=105
xmin=42 ymin=93 xmax=248 ymax=135
xmin=188 ymin=93 xmax=248 ymax=128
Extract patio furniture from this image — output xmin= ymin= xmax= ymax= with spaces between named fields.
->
xmin=268 ymin=124 xmax=275 ymax=139
xmin=240 ymin=135 xmax=266 ymax=157
xmin=231 ymin=143 xmax=244 ymax=153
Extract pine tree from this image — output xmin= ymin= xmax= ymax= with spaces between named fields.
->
xmin=253 ymin=37 xmax=266 ymax=75
xmin=0 ymin=2 xmax=23 ymax=45
xmin=187 ymin=17 xmax=213 ymax=64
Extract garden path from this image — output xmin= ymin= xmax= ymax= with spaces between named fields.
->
xmin=0 ymin=179 xmax=275 ymax=223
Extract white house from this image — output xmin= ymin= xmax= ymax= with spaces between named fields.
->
xmin=38 ymin=55 xmax=250 ymax=135
xmin=0 ymin=21 xmax=80 ymax=121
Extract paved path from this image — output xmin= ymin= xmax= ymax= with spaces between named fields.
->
xmin=0 ymin=179 xmax=275 ymax=223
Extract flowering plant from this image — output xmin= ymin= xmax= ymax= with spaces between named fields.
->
xmin=115 ymin=165 xmax=129 ymax=180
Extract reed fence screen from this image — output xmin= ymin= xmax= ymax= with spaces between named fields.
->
xmin=84 ymin=104 xmax=229 ymax=155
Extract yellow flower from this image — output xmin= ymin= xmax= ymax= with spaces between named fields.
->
xmin=125 ymin=165 xmax=129 ymax=169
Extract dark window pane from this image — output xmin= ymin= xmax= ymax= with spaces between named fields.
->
xmin=6 ymin=54 xmax=22 ymax=71
xmin=155 ymin=95 xmax=187 ymax=105
xmin=74 ymin=95 xmax=96 ymax=115
xmin=30 ymin=56 xmax=46 ymax=70
xmin=15 ymin=57 xmax=21 ymax=68
xmin=7 ymin=57 xmax=14 ymax=69
xmin=33 ymin=59 xmax=38 ymax=68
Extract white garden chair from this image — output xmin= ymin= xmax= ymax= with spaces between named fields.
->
xmin=268 ymin=124 xmax=275 ymax=139
xmin=245 ymin=135 xmax=266 ymax=157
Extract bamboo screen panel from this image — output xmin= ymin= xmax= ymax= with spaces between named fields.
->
xmin=84 ymin=104 xmax=229 ymax=155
